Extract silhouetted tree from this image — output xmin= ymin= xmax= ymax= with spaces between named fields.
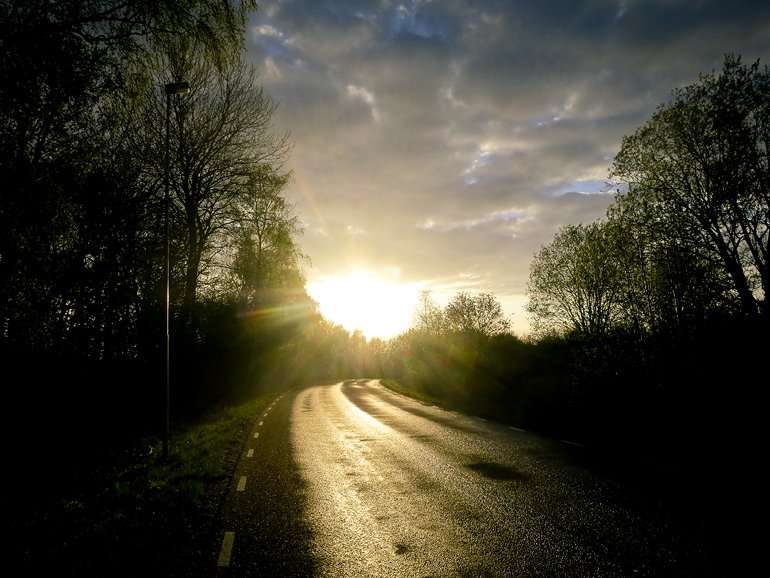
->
xmin=229 ymin=166 xmax=305 ymax=308
xmin=0 ymin=0 xmax=258 ymax=356
xmin=606 ymin=185 xmax=733 ymax=335
xmin=612 ymin=55 xmax=770 ymax=319
xmin=445 ymin=291 xmax=510 ymax=336
xmin=134 ymin=43 xmax=289 ymax=315
xmin=413 ymin=290 xmax=445 ymax=335
xmin=527 ymin=222 xmax=623 ymax=336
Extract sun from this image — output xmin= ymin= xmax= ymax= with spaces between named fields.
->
xmin=307 ymin=270 xmax=421 ymax=339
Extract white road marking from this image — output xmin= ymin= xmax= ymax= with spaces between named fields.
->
xmin=237 ymin=476 xmax=247 ymax=492
xmin=478 ymin=417 xmax=488 ymax=422
xmin=508 ymin=426 xmax=526 ymax=432
xmin=217 ymin=531 xmax=235 ymax=567
xmin=259 ymin=421 xmax=264 ymax=426
xmin=561 ymin=439 xmax=585 ymax=448
xmin=253 ymin=432 xmax=260 ymax=439
xmin=246 ymin=448 xmax=254 ymax=458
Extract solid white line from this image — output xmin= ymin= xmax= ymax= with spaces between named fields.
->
xmin=508 ymin=426 xmax=526 ymax=432
xmin=237 ymin=476 xmax=247 ymax=492
xmin=246 ymin=448 xmax=254 ymax=458
xmin=561 ymin=439 xmax=585 ymax=448
xmin=217 ymin=531 xmax=235 ymax=567
xmin=253 ymin=432 xmax=259 ymax=439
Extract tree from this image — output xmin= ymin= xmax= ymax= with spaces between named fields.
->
xmin=413 ymin=290 xmax=445 ymax=335
xmin=229 ymin=165 xmax=305 ymax=308
xmin=527 ymin=222 xmax=623 ymax=336
xmin=445 ymin=292 xmax=510 ymax=336
xmin=611 ymin=55 xmax=770 ymax=319
xmin=606 ymin=185 xmax=733 ymax=336
xmin=0 ymin=0 xmax=258 ymax=356
xmin=136 ymin=44 xmax=289 ymax=314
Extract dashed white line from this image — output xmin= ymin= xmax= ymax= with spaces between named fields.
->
xmin=246 ymin=448 xmax=254 ymax=458
xmin=253 ymin=432 xmax=260 ymax=439
xmin=217 ymin=531 xmax=235 ymax=567
xmin=237 ymin=476 xmax=247 ymax=492
xmin=259 ymin=421 xmax=264 ymax=426
xmin=508 ymin=426 xmax=526 ymax=432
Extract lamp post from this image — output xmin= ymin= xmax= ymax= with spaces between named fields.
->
xmin=163 ymin=81 xmax=190 ymax=460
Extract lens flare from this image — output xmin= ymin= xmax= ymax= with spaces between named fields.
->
xmin=307 ymin=270 xmax=421 ymax=339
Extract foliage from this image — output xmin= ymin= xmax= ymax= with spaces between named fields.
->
xmin=527 ymin=222 xmax=624 ymax=336
xmin=528 ymin=56 xmax=769 ymax=337
xmin=376 ymin=56 xmax=768 ymax=476
xmin=0 ymin=1 xmax=267 ymax=360
xmin=229 ymin=166 xmax=306 ymax=308
xmin=413 ymin=290 xmax=445 ymax=334
xmin=611 ymin=55 xmax=770 ymax=319
xmin=445 ymin=291 xmax=511 ymax=336
xmin=133 ymin=42 xmax=292 ymax=313
xmin=11 ymin=393 xmax=272 ymax=576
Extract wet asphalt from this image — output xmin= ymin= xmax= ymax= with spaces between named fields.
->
xmin=215 ymin=379 xmax=710 ymax=577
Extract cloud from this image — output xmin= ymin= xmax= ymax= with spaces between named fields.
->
xmin=247 ymin=0 xmax=770 ymax=333
xmin=418 ymin=207 xmax=534 ymax=233
xmin=346 ymin=84 xmax=380 ymax=122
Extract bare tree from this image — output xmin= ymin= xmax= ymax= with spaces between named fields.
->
xmin=413 ymin=290 xmax=445 ymax=335
xmin=137 ymin=43 xmax=289 ymax=313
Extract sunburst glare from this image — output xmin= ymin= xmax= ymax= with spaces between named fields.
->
xmin=307 ymin=270 xmax=421 ymax=339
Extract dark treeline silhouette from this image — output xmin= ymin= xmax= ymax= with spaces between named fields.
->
xmin=361 ymin=56 xmax=767 ymax=565
xmin=355 ymin=59 xmax=768 ymax=546
xmin=0 ymin=1 xmax=370 ymax=495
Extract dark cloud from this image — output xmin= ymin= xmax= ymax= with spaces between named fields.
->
xmin=247 ymin=0 xmax=770 ymax=333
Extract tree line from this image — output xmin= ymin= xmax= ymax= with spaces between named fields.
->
xmin=0 ymin=2 xmax=345 ymax=460
xmin=529 ymin=55 xmax=769 ymax=337
xmin=371 ymin=56 xmax=767 ymax=462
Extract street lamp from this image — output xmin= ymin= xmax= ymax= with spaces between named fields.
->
xmin=163 ymin=81 xmax=190 ymax=460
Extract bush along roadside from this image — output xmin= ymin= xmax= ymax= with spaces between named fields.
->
xmin=10 ymin=394 xmax=272 ymax=577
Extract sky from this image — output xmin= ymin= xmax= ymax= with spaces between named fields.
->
xmin=246 ymin=0 xmax=770 ymax=336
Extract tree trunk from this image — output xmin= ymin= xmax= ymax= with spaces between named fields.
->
xmin=722 ymin=250 xmax=758 ymax=318
xmin=183 ymin=218 xmax=201 ymax=319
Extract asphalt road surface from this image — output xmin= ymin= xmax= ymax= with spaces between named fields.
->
xmin=215 ymin=379 xmax=708 ymax=577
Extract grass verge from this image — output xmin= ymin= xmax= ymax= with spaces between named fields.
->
xmin=12 ymin=393 xmax=272 ymax=576
xmin=380 ymin=378 xmax=448 ymax=409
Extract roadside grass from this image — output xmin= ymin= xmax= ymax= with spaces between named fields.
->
xmin=380 ymin=378 xmax=447 ymax=409
xmin=13 ymin=393 xmax=272 ymax=576
xmin=380 ymin=377 xmax=516 ymax=425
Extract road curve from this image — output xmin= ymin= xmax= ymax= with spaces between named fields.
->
xmin=218 ymin=379 xmax=707 ymax=577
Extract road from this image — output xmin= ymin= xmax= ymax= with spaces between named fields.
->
xmin=215 ymin=379 xmax=708 ymax=577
